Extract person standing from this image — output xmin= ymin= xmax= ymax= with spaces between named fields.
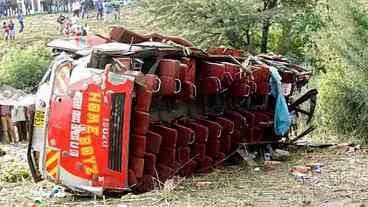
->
xmin=104 ymin=0 xmax=113 ymax=22
xmin=80 ymin=0 xmax=88 ymax=19
xmin=2 ymin=22 xmax=9 ymax=41
xmin=56 ymin=13 xmax=66 ymax=33
xmin=72 ymin=0 xmax=81 ymax=17
xmin=17 ymin=11 xmax=24 ymax=33
xmin=95 ymin=0 xmax=103 ymax=20
xmin=0 ymin=105 xmax=16 ymax=144
xmin=111 ymin=0 xmax=120 ymax=21
xmin=11 ymin=105 xmax=27 ymax=142
xmin=8 ymin=20 xmax=15 ymax=40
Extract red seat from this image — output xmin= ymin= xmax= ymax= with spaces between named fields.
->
xmin=135 ymin=84 xmax=153 ymax=112
xmin=172 ymin=122 xmax=195 ymax=146
xmin=157 ymin=147 xmax=176 ymax=168
xmin=206 ymin=139 xmax=220 ymax=158
xmin=144 ymin=74 xmax=161 ymax=93
xmin=198 ymin=156 xmax=213 ymax=173
xmin=179 ymin=120 xmax=209 ymax=144
xmin=193 ymin=117 xmax=222 ymax=140
xmin=128 ymin=169 xmax=137 ymax=186
xmin=191 ymin=143 xmax=206 ymax=162
xmin=213 ymin=152 xmax=225 ymax=168
xmin=179 ymin=81 xmax=197 ymax=100
xmin=180 ymin=59 xmax=196 ymax=82
xmin=224 ymin=111 xmax=246 ymax=130
xmin=230 ymin=79 xmax=251 ymax=97
xmin=133 ymin=111 xmax=150 ymax=135
xmin=130 ymin=156 xmax=144 ymax=178
xmin=176 ymin=146 xmax=191 ymax=164
xmin=220 ymin=134 xmax=232 ymax=154
xmin=223 ymin=62 xmax=242 ymax=81
xmin=151 ymin=125 xmax=178 ymax=148
xmin=146 ymin=130 xmax=162 ymax=154
xmin=252 ymin=66 xmax=271 ymax=96
xmin=199 ymin=76 xmax=222 ymax=96
xmin=211 ymin=116 xmax=234 ymax=135
xmin=144 ymin=153 xmax=157 ymax=176
xmin=159 ymin=59 xmax=181 ymax=78
xmin=131 ymin=134 xmax=146 ymax=158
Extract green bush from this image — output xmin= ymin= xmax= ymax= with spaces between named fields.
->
xmin=0 ymin=45 xmax=51 ymax=90
xmin=319 ymin=68 xmax=368 ymax=143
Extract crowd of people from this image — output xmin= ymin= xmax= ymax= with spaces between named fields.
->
xmin=1 ymin=0 xmax=131 ymax=40
xmin=0 ymin=104 xmax=32 ymax=144
xmin=2 ymin=10 xmax=24 ymax=41
xmin=55 ymin=0 xmax=127 ymax=36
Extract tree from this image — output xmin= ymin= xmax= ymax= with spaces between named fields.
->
xmin=317 ymin=0 xmax=368 ymax=141
xmin=0 ymin=45 xmax=51 ymax=90
xmin=139 ymin=0 xmax=322 ymax=58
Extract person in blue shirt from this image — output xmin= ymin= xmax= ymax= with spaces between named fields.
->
xmin=95 ymin=0 xmax=104 ymax=20
xmin=17 ymin=11 xmax=24 ymax=33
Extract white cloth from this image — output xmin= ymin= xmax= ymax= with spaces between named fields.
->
xmin=72 ymin=1 xmax=81 ymax=11
xmin=11 ymin=105 xmax=26 ymax=122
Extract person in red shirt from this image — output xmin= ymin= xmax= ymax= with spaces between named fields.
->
xmin=2 ymin=22 xmax=9 ymax=41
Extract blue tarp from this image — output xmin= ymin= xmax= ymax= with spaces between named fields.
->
xmin=269 ymin=67 xmax=291 ymax=136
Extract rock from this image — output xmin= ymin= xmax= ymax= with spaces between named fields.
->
xmin=271 ymin=149 xmax=290 ymax=161
xmin=264 ymin=161 xmax=282 ymax=165
xmin=0 ymin=148 xmax=6 ymax=157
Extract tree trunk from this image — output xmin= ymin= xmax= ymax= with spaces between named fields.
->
xmin=260 ymin=0 xmax=278 ymax=53
xmin=261 ymin=19 xmax=271 ymax=53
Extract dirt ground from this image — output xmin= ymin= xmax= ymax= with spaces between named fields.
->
xmin=0 ymin=143 xmax=367 ymax=207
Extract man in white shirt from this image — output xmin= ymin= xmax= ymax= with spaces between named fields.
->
xmin=72 ymin=0 xmax=81 ymax=17
xmin=11 ymin=105 xmax=27 ymax=142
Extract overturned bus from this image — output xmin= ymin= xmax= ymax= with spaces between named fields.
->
xmin=27 ymin=27 xmax=317 ymax=196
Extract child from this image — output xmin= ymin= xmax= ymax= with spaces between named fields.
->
xmin=2 ymin=22 xmax=9 ymax=40
xmin=56 ymin=14 xmax=66 ymax=33
xmin=8 ymin=20 xmax=15 ymax=40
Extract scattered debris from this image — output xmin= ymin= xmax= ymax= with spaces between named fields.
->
xmin=31 ymin=185 xmax=66 ymax=203
xmin=271 ymin=149 xmax=290 ymax=161
xmin=336 ymin=143 xmax=353 ymax=149
xmin=306 ymin=163 xmax=324 ymax=174
xmin=194 ymin=181 xmax=212 ymax=189
xmin=264 ymin=161 xmax=282 ymax=165
xmin=289 ymin=163 xmax=324 ymax=182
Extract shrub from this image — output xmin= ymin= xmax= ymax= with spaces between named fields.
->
xmin=319 ymin=68 xmax=368 ymax=143
xmin=0 ymin=45 xmax=51 ymax=90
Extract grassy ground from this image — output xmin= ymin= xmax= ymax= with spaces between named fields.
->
xmin=0 ymin=6 xmax=161 ymax=59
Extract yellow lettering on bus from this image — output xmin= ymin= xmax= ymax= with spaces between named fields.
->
xmin=86 ymin=113 xmax=100 ymax=124
xmin=88 ymin=103 xmax=100 ymax=113
xmin=84 ymin=164 xmax=98 ymax=175
xmin=81 ymin=146 xmax=94 ymax=156
xmin=86 ymin=125 xmax=99 ymax=136
xmin=88 ymin=92 xmax=101 ymax=103
xmin=83 ymin=156 xmax=96 ymax=165
xmin=80 ymin=135 xmax=92 ymax=146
